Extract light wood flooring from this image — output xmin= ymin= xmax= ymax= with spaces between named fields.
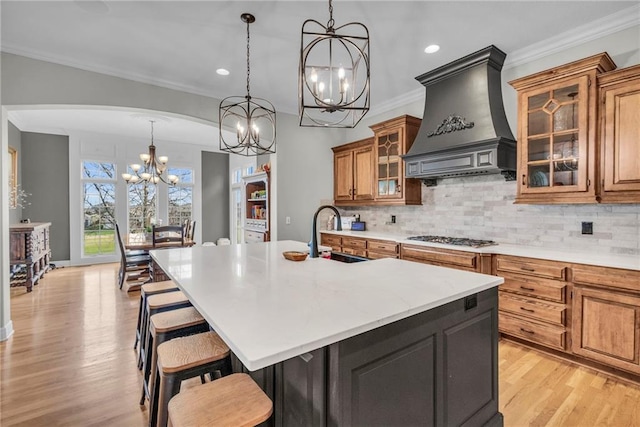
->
xmin=2 ymin=263 xmax=639 ymax=426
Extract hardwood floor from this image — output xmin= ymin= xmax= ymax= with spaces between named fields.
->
xmin=1 ymin=263 xmax=639 ymax=426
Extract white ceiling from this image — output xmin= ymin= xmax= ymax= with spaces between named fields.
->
xmin=2 ymin=0 xmax=639 ymax=142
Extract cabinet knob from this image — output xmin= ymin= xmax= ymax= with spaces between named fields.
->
xmin=522 ymin=174 xmax=526 ymax=185
xmin=353 ymin=188 xmax=357 ymax=195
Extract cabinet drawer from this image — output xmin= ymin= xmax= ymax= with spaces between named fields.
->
xmin=366 ymin=239 xmax=398 ymax=254
xmin=496 ymin=256 xmax=567 ymax=280
xmin=500 ymin=272 xmax=566 ymax=302
xmin=499 ymin=292 xmax=566 ymax=326
xmin=341 ymin=247 xmax=367 ymax=257
xmin=366 ymin=251 xmax=399 ymax=260
xmin=499 ymin=312 xmax=566 ymax=350
xmin=342 ymin=237 xmax=367 ymax=250
xmin=572 ymin=265 xmax=640 ymax=293
xmin=401 ymin=244 xmax=477 ymax=270
xmin=320 ymin=234 xmax=342 ymax=250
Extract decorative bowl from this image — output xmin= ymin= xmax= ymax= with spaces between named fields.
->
xmin=282 ymin=251 xmax=308 ymax=262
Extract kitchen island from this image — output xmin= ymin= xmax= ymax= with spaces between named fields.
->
xmin=151 ymin=240 xmax=504 ymax=426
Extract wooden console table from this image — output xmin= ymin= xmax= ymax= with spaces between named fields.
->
xmin=10 ymin=222 xmax=51 ymax=292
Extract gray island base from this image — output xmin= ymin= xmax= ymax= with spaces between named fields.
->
xmin=235 ymin=287 xmax=501 ymax=427
xmin=151 ymin=241 xmax=503 ymax=426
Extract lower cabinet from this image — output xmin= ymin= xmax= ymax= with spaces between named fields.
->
xmin=571 ymin=265 xmax=640 ymax=375
xmin=494 ymin=255 xmax=570 ymax=351
xmin=400 ymin=243 xmax=490 ymax=273
xmin=320 ymin=233 xmax=342 ymax=252
xmin=341 ymin=236 xmax=367 ymax=257
xmin=366 ymin=239 xmax=399 ymax=259
xmin=319 ymin=233 xmax=399 ymax=259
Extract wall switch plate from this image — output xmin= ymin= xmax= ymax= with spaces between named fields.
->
xmin=285 ymin=216 xmax=291 ymax=225
xmin=581 ymin=221 xmax=593 ymax=235
xmin=391 ymin=215 xmax=396 ymax=224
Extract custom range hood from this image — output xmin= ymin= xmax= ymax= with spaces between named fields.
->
xmin=403 ymin=45 xmax=516 ymax=185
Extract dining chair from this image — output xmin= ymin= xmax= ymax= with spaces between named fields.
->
xmin=187 ymin=220 xmax=196 ymax=241
xmin=115 ymin=223 xmax=151 ymax=289
xmin=152 ymin=225 xmax=185 ymax=247
xmin=183 ymin=219 xmax=191 ymax=241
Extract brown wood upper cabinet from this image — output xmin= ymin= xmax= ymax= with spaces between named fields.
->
xmin=598 ymin=64 xmax=640 ymax=203
xmin=332 ymin=138 xmax=375 ymax=203
xmin=510 ymin=52 xmax=640 ymax=204
xmin=333 ymin=115 xmax=422 ymax=206
xmin=509 ymin=53 xmax=616 ymax=204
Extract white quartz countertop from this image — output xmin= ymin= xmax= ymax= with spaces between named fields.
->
xmin=321 ymin=230 xmax=640 ymax=271
xmin=150 ymin=240 xmax=502 ymax=371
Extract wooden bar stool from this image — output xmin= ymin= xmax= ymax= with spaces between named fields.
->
xmin=135 ymin=281 xmax=179 ymax=355
xmin=140 ymin=306 xmax=210 ymax=406
xmin=150 ymin=331 xmax=232 ymax=427
xmin=167 ymin=373 xmax=273 ymax=427
xmin=139 ymin=291 xmax=192 ymax=373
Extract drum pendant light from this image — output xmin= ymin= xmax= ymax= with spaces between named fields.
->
xmin=219 ymin=13 xmax=276 ymax=156
xmin=299 ymin=0 xmax=370 ymax=128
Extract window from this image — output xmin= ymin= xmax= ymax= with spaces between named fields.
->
xmin=82 ymin=161 xmax=116 ymax=256
xmin=168 ymin=167 xmax=193 ymax=226
xmin=128 ymin=180 xmax=156 ymax=240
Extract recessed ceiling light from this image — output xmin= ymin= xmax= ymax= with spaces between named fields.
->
xmin=424 ymin=45 xmax=440 ymax=54
xmin=216 ymin=68 xmax=230 ymax=76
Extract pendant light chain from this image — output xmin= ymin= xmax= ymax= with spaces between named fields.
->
xmin=150 ymin=120 xmax=155 ymax=145
xmin=246 ymin=18 xmax=251 ymax=98
xmin=327 ymin=0 xmax=334 ymax=30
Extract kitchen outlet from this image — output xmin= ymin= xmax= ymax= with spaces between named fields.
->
xmin=285 ymin=216 xmax=291 ymax=225
xmin=581 ymin=221 xmax=593 ymax=235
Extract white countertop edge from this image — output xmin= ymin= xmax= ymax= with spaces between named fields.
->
xmin=321 ymin=230 xmax=640 ymax=271
xmin=217 ymin=277 xmax=503 ymax=371
xmin=152 ymin=248 xmax=503 ymax=371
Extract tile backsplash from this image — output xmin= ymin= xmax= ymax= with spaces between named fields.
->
xmin=338 ymin=175 xmax=640 ymax=256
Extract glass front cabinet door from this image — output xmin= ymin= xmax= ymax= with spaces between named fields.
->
xmin=509 ymin=53 xmax=615 ymax=204
xmin=523 ymin=78 xmax=587 ymax=192
xmin=370 ymin=115 xmax=422 ymax=205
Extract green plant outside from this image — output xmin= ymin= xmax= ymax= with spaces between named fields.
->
xmin=84 ymin=230 xmax=116 ymax=256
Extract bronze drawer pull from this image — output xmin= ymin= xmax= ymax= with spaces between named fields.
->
xmin=520 ymin=307 xmax=535 ymax=313
xmin=520 ymin=328 xmax=535 ymax=334
xmin=520 ymin=286 xmax=535 ymax=292
xmin=520 ymin=266 xmax=535 ymax=272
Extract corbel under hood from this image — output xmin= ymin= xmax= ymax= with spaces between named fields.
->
xmin=403 ymin=45 xmax=516 ymax=184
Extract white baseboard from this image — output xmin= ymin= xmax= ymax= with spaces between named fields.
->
xmin=0 ymin=320 xmax=14 ymax=341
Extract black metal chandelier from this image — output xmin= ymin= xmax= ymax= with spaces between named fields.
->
xmin=219 ymin=13 xmax=276 ymax=156
xmin=122 ymin=120 xmax=179 ymax=185
xmin=299 ymin=0 xmax=370 ymax=128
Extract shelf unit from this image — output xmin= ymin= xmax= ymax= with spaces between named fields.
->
xmin=242 ymin=171 xmax=269 ymax=242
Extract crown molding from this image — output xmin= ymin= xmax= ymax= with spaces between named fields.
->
xmin=504 ymin=3 xmax=640 ymax=69
xmin=1 ymin=43 xmax=222 ymax=101
xmin=3 ymin=4 xmax=638 ymax=120
xmin=368 ymin=87 xmax=424 ymax=118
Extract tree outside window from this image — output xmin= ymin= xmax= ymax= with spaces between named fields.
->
xmin=128 ymin=180 xmax=157 ymax=241
xmin=82 ymin=161 xmax=116 ymax=256
xmin=168 ymin=168 xmax=193 ymax=226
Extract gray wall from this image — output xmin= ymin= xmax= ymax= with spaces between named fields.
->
xmin=8 ymin=121 xmax=21 ymax=225
xmin=201 ymin=151 xmax=229 ymax=243
xmin=276 ymin=113 xmax=342 ymax=241
xmin=21 ymin=132 xmax=70 ymax=261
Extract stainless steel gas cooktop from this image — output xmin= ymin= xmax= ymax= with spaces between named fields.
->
xmin=407 ymin=235 xmax=497 ymax=248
